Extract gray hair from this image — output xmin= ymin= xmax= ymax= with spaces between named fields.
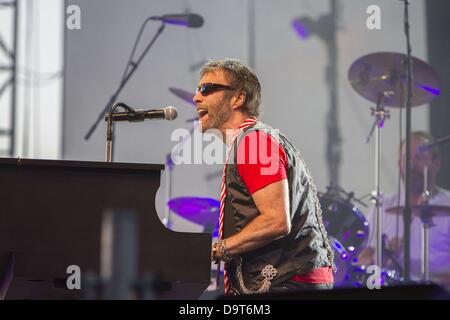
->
xmin=200 ymin=58 xmax=261 ymax=117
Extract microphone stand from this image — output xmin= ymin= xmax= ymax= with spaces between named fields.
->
xmin=402 ymin=0 xmax=414 ymax=283
xmin=85 ymin=21 xmax=166 ymax=141
xmin=105 ymin=102 xmax=133 ymax=162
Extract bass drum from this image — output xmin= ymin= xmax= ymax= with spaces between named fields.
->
xmin=319 ymin=192 xmax=369 ymax=255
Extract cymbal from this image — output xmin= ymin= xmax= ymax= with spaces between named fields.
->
xmin=168 ymin=197 xmax=220 ymax=226
xmin=348 ymin=52 xmax=441 ymax=107
xmin=386 ymin=205 xmax=450 ymax=218
xmin=169 ymin=87 xmax=195 ymax=105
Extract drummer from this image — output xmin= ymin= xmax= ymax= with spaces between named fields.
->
xmin=358 ymin=131 xmax=450 ymax=285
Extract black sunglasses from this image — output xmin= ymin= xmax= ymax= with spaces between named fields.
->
xmin=196 ymin=83 xmax=235 ymax=96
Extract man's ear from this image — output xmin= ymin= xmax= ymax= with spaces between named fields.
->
xmin=231 ymin=91 xmax=246 ymax=110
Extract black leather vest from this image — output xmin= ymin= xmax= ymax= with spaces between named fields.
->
xmin=223 ymin=122 xmax=334 ymax=293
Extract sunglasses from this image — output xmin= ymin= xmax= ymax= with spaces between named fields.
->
xmin=196 ymin=83 xmax=235 ymax=96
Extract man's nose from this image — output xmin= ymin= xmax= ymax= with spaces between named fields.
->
xmin=193 ymin=91 xmax=202 ymax=104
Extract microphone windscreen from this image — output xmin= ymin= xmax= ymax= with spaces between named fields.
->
xmin=164 ymin=106 xmax=178 ymax=120
xmin=188 ymin=14 xmax=204 ymax=28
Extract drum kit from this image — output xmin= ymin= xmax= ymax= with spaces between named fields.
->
xmin=166 ymin=51 xmax=450 ymax=288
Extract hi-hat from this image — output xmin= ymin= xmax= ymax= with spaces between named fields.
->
xmin=168 ymin=197 xmax=220 ymax=226
xmin=348 ymin=52 xmax=441 ymax=107
xmin=169 ymin=87 xmax=195 ymax=105
xmin=386 ymin=205 xmax=450 ymax=218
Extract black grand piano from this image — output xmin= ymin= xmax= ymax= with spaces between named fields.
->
xmin=0 ymin=157 xmax=212 ymax=299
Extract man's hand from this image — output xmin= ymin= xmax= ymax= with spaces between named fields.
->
xmin=224 ymin=179 xmax=291 ymax=256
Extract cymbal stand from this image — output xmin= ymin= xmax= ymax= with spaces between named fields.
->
xmin=162 ymin=122 xmax=199 ymax=228
xmin=419 ymin=165 xmax=433 ymax=282
xmin=366 ymin=92 xmax=391 ymax=270
xmin=163 ymin=153 xmax=175 ymax=229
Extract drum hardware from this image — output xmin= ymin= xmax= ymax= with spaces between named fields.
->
xmin=329 ymin=236 xmax=351 ymax=287
xmin=385 ymin=162 xmax=450 ymax=284
xmin=325 ymin=184 xmax=368 ymax=208
xmin=348 ymin=52 xmax=441 ymax=108
xmin=163 ymin=106 xmax=199 ymax=227
xmin=386 ymin=204 xmax=450 ymax=283
xmin=319 ymin=187 xmax=369 ymax=288
xmin=385 ymin=205 xmax=450 ymax=217
xmin=419 ymin=211 xmax=433 ymax=283
xmin=421 ymin=165 xmax=432 ymax=282
xmin=382 ymin=233 xmax=403 ymax=274
xmin=320 ymin=186 xmax=369 ymax=252
xmin=366 ymin=86 xmax=390 ymax=271
xmin=348 ymin=51 xmax=441 ymax=274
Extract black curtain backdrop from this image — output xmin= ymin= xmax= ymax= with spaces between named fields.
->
xmin=427 ymin=0 xmax=450 ymax=189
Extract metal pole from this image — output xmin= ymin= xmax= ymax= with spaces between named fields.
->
xmin=247 ymin=0 xmax=255 ymax=70
xmin=105 ymin=113 xmax=113 ymax=162
xmin=163 ymin=153 xmax=173 ymax=228
xmin=420 ymin=166 xmax=432 ymax=282
xmin=326 ymin=0 xmax=341 ymax=187
xmin=421 ymin=222 xmax=430 ymax=281
xmin=105 ymin=102 xmax=129 ymax=162
xmin=10 ymin=0 xmax=18 ymax=156
xmin=375 ymin=118 xmax=382 ymax=268
xmin=402 ymin=0 xmax=413 ymax=283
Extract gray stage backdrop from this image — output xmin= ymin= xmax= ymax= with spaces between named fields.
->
xmin=64 ymin=0 xmax=430 ymax=232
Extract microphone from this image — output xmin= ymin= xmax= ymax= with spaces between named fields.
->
xmin=418 ymin=144 xmax=433 ymax=153
xmin=105 ymin=106 xmax=177 ymax=122
xmin=418 ymin=134 xmax=450 ymax=153
xmin=149 ymin=13 xmax=204 ymax=28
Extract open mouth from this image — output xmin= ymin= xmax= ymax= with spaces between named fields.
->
xmin=197 ymin=108 xmax=208 ymax=119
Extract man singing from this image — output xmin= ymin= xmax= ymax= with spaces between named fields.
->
xmin=193 ymin=58 xmax=334 ymax=295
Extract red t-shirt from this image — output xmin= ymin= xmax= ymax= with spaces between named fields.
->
xmin=236 ymin=130 xmax=333 ymax=284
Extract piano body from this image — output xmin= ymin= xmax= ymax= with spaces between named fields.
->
xmin=0 ymin=157 xmax=212 ymax=299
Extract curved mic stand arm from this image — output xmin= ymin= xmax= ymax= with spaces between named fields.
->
xmin=105 ymin=102 xmax=129 ymax=162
